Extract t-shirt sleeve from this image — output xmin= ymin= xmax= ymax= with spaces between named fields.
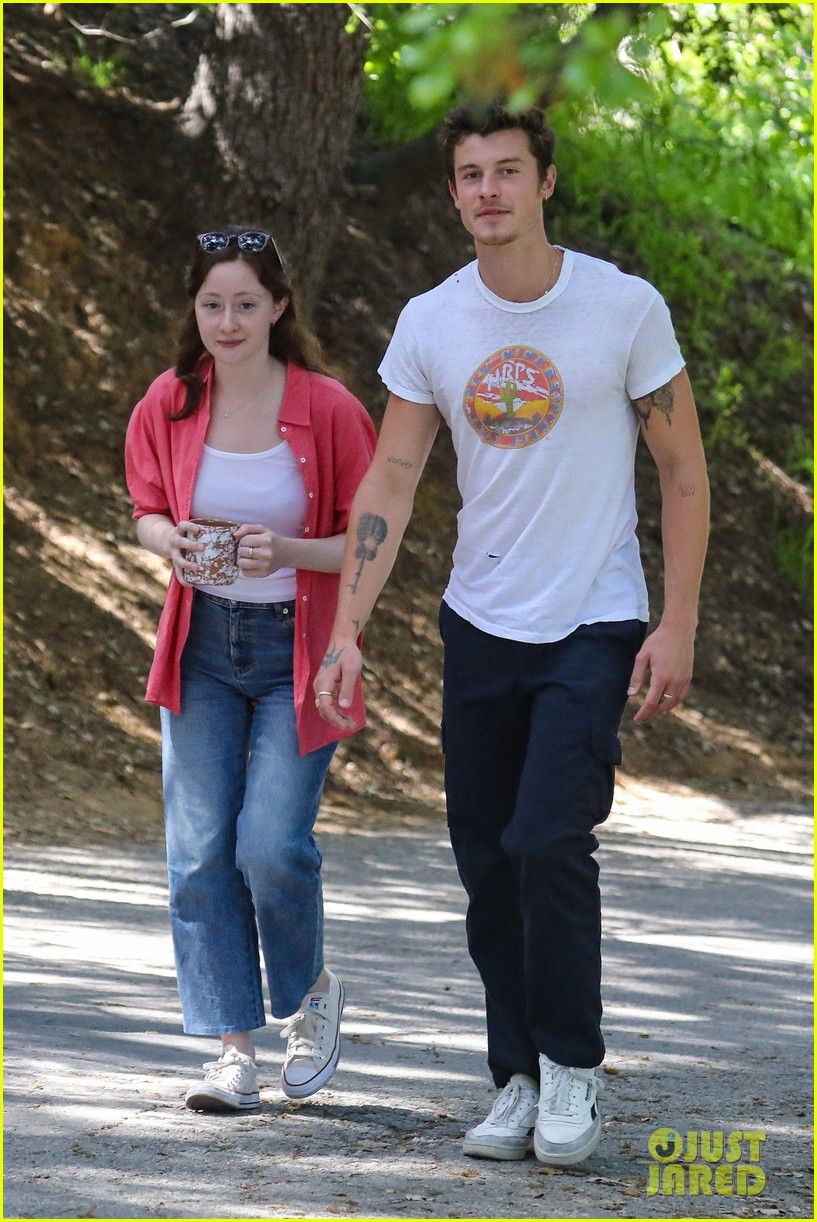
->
xmin=377 ymin=303 xmax=436 ymax=405
xmin=625 ymin=291 xmax=686 ymax=401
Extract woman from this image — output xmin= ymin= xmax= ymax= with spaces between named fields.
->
xmin=125 ymin=226 xmax=376 ymax=1111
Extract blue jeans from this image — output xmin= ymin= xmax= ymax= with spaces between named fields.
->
xmin=439 ymin=601 xmax=646 ymax=1081
xmin=160 ymin=591 xmax=336 ymax=1035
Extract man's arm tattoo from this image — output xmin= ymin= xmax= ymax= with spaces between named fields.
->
xmin=632 ymin=380 xmax=675 ymax=429
xmin=349 ymin=512 xmax=389 ymax=594
xmin=321 ymin=642 xmax=344 ymax=668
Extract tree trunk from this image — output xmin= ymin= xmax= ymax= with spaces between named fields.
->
xmin=182 ymin=3 xmax=364 ymax=308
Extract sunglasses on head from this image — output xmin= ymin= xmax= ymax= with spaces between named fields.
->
xmin=197 ymin=230 xmax=284 ymax=266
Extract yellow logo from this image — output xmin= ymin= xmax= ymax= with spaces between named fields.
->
xmin=462 ymin=344 xmax=563 ymax=449
xmin=646 ymin=1128 xmax=767 ymax=1196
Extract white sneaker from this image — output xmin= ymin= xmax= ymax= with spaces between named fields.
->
xmin=280 ymin=970 xmax=344 ymax=1099
xmin=533 ymin=1052 xmax=602 ymax=1165
xmin=184 ymin=1045 xmax=260 ymax=1112
xmin=462 ymin=1073 xmax=539 ymax=1160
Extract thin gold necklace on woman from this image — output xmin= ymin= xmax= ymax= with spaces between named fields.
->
xmin=215 ymin=373 xmax=274 ymax=419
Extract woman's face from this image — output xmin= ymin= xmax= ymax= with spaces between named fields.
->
xmin=194 ymin=260 xmax=287 ymax=368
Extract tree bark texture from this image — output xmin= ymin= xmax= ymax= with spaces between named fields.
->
xmin=182 ymin=3 xmax=364 ymax=307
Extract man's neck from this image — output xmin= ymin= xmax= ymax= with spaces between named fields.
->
xmin=475 ymin=233 xmax=560 ymax=303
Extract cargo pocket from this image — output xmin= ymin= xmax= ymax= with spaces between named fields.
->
xmin=591 ymin=727 xmax=622 ymax=767
xmin=590 ymin=726 xmax=622 ymax=819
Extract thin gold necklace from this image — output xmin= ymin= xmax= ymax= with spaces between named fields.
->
xmin=542 ymin=246 xmax=562 ymax=296
xmin=216 ymin=378 xmax=272 ymax=419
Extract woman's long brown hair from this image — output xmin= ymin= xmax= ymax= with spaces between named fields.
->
xmin=170 ymin=226 xmax=334 ymax=421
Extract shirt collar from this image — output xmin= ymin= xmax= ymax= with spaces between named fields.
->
xmin=278 ymin=362 xmax=311 ymax=424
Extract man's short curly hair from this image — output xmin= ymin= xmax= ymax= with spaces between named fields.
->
xmin=439 ymin=104 xmax=556 ymax=183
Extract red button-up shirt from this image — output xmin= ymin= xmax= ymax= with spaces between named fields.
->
xmin=125 ymin=359 xmax=376 ymax=755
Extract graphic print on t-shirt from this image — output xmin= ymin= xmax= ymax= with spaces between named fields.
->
xmin=463 ymin=344 xmax=563 ymax=449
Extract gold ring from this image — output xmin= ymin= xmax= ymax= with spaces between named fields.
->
xmin=660 ymin=693 xmax=673 ymax=701
xmin=249 ymin=547 xmax=255 ymax=560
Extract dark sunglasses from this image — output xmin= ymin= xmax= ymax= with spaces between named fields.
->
xmin=197 ymin=230 xmax=284 ymax=266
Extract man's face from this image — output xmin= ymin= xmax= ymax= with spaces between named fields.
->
xmin=449 ymin=129 xmax=556 ymax=248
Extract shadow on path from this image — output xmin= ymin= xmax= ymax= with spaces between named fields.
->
xmin=3 ymin=795 xmax=813 ymax=1220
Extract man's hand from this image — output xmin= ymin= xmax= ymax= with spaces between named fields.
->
xmin=313 ymin=639 xmax=361 ymax=730
xmin=627 ymin=621 xmax=695 ymax=722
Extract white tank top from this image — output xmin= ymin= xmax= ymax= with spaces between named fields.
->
xmin=191 ymin=442 xmax=307 ymax=602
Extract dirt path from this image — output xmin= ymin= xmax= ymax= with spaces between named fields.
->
xmin=3 ymin=787 xmax=812 ymax=1220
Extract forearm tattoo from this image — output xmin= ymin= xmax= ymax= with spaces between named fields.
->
xmin=321 ymin=642 xmax=344 ymax=668
xmin=632 ymin=380 xmax=675 ymax=429
xmin=349 ymin=512 xmax=388 ymax=594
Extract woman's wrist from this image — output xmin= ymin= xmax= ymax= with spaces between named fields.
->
xmin=137 ymin=514 xmax=176 ymax=560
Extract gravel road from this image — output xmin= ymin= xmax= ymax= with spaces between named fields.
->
xmin=4 ymin=786 xmax=812 ymax=1220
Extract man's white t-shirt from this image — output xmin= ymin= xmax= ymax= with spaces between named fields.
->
xmin=378 ymin=249 xmax=685 ymax=644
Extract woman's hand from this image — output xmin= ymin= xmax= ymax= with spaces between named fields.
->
xmin=169 ymin=520 xmax=205 ymax=586
xmin=233 ymin=523 xmax=289 ymax=578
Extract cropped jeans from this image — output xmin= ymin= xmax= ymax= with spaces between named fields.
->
xmin=439 ymin=601 xmax=645 ymax=1084
xmin=160 ymin=590 xmax=336 ymax=1036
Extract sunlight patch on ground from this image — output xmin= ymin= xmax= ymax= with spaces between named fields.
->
xmin=614 ymin=932 xmax=813 ymax=965
xmin=3 ymin=867 xmax=168 ymax=905
xmin=324 ymin=899 xmax=462 ymax=924
xmin=603 ymin=1004 xmax=702 ymax=1023
xmin=366 ymin=696 xmax=441 ymax=747
xmin=336 ymin=1062 xmax=479 ymax=1084
xmin=5 ymin=485 xmax=165 ymax=648
xmin=387 ymin=1030 xmax=487 ymax=1052
xmin=604 ymin=839 xmax=812 ymax=880
xmin=672 ymin=705 xmax=779 ymax=766
xmin=610 ymin=776 xmax=812 ymax=851
xmin=4 ymin=941 xmax=175 ymax=976
xmin=95 ymin=698 xmax=162 ymax=745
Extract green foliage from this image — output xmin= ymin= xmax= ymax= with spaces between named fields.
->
xmin=70 ymin=35 xmax=128 ymax=90
xmin=356 ymin=4 xmax=425 ymax=146
xmin=785 ymin=425 xmax=814 ymax=484
xmin=705 ymin=365 xmax=748 ymax=450
xmin=357 ymin=3 xmax=655 ymax=145
xmin=775 ymin=519 xmax=814 ymax=595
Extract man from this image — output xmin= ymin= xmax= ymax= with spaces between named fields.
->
xmin=315 ymin=104 xmax=709 ymax=1166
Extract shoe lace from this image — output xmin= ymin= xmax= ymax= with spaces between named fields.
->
xmin=201 ymin=1053 xmax=247 ymax=1088
xmin=280 ymin=1006 xmax=327 ymax=1059
xmin=488 ymin=1079 xmax=537 ymax=1125
xmin=540 ymin=1064 xmax=602 ymax=1117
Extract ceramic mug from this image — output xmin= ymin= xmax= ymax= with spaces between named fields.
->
xmin=183 ymin=518 xmax=240 ymax=586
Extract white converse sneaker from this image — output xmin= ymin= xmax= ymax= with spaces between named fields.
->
xmin=462 ymin=1073 xmax=539 ymax=1160
xmin=280 ymin=969 xmax=344 ymax=1099
xmin=533 ymin=1052 xmax=602 ymax=1165
xmin=184 ymin=1045 xmax=260 ymax=1112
